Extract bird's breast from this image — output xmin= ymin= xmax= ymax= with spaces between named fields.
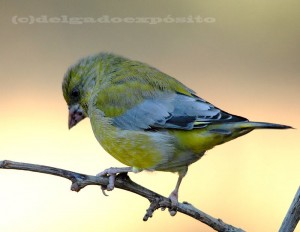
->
xmin=89 ymin=111 xmax=173 ymax=169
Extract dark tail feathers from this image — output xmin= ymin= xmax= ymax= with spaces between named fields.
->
xmin=243 ymin=122 xmax=293 ymax=130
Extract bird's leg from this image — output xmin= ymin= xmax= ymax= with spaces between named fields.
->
xmin=169 ymin=167 xmax=188 ymax=211
xmin=97 ymin=167 xmax=140 ymax=193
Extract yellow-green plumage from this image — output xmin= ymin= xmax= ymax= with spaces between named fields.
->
xmin=89 ymin=111 xmax=164 ymax=169
xmin=62 ymin=52 xmax=291 ymax=203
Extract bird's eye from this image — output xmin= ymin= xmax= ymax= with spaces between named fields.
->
xmin=71 ymin=88 xmax=80 ymax=98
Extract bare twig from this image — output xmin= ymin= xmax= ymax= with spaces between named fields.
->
xmin=279 ymin=187 xmax=300 ymax=232
xmin=0 ymin=160 xmax=244 ymax=232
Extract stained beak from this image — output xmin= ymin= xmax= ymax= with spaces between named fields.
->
xmin=68 ymin=104 xmax=86 ymax=129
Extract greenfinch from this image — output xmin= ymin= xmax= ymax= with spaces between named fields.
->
xmin=62 ymin=53 xmax=291 ymax=206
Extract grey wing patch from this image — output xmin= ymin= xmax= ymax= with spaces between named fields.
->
xmin=162 ymin=94 xmax=222 ymax=129
xmin=159 ymin=94 xmax=247 ymax=130
xmin=113 ymin=92 xmax=247 ymax=131
xmin=112 ymin=94 xmax=175 ymax=130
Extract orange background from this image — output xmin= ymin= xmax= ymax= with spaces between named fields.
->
xmin=0 ymin=1 xmax=299 ymax=231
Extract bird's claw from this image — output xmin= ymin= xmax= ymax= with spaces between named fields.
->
xmin=168 ymin=191 xmax=179 ymax=216
xmin=101 ymin=186 xmax=109 ymax=196
xmin=97 ymin=167 xmax=133 ymax=195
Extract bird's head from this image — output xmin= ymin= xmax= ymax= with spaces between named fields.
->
xmin=62 ymin=55 xmax=98 ymax=129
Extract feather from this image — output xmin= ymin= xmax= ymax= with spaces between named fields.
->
xmin=112 ymin=92 xmax=248 ymax=131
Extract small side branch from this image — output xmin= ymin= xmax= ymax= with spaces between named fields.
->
xmin=1 ymin=160 xmax=245 ymax=231
xmin=279 ymin=187 xmax=300 ymax=232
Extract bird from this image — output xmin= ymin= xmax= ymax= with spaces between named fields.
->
xmin=62 ymin=52 xmax=291 ymax=209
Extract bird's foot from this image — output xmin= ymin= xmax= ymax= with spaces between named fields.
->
xmin=168 ymin=190 xmax=179 ymax=216
xmin=97 ymin=167 xmax=134 ymax=194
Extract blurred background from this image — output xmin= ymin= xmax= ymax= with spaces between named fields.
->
xmin=0 ymin=1 xmax=299 ymax=231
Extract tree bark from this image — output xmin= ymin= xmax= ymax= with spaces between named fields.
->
xmin=279 ymin=187 xmax=300 ymax=232
xmin=0 ymin=159 xmax=245 ymax=232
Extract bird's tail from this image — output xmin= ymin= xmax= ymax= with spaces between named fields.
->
xmin=207 ymin=121 xmax=292 ymax=138
xmin=239 ymin=121 xmax=293 ymax=130
xmin=178 ymin=121 xmax=292 ymax=154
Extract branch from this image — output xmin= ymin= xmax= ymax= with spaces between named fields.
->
xmin=0 ymin=160 xmax=244 ymax=232
xmin=279 ymin=187 xmax=300 ymax=232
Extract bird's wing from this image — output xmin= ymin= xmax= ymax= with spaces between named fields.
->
xmin=91 ymin=62 xmax=247 ymax=131
xmin=111 ymin=92 xmax=247 ymax=130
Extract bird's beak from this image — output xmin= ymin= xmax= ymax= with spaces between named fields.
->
xmin=68 ymin=104 xmax=86 ymax=129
